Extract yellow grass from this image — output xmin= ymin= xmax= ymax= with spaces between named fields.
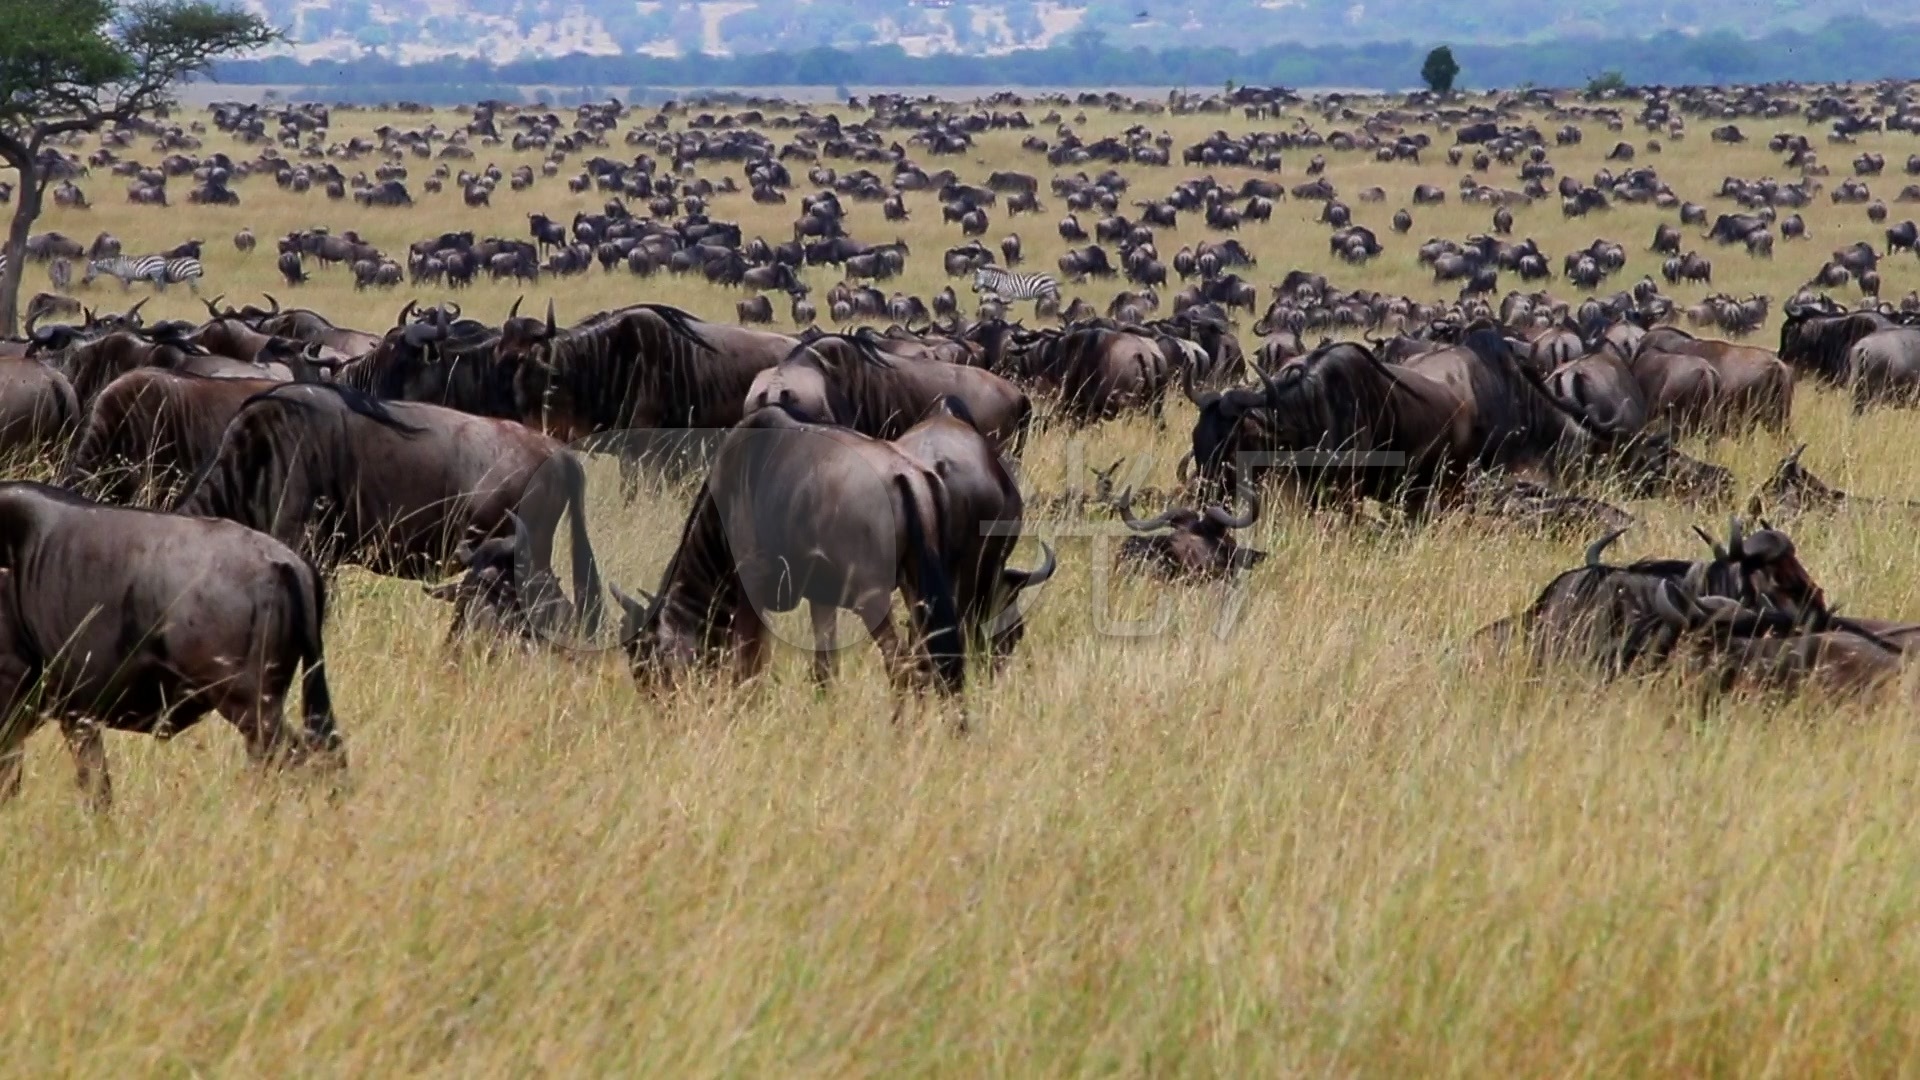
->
xmin=7 ymin=90 xmax=1920 ymax=1075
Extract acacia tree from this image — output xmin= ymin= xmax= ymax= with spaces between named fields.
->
xmin=1421 ymin=45 xmax=1460 ymax=95
xmin=0 ymin=0 xmax=278 ymax=336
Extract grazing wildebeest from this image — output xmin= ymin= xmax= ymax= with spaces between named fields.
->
xmin=610 ymin=404 xmax=967 ymax=700
xmin=173 ymin=382 xmax=604 ymax=635
xmin=891 ymin=396 xmax=1056 ymax=667
xmin=1778 ymin=300 xmax=1920 ymax=411
xmin=1112 ymin=488 xmax=1266 ymax=579
xmin=0 ymin=483 xmax=342 ymax=809
xmin=743 ymin=332 xmax=1030 ymax=449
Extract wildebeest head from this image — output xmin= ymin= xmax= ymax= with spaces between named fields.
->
xmin=1746 ymin=444 xmax=1848 ymax=519
xmin=425 ymin=512 xmax=574 ymax=647
xmin=987 ymin=542 xmax=1057 ymax=663
xmin=495 ymin=295 xmax=560 ymax=372
xmin=1112 ymin=487 xmax=1266 ymax=579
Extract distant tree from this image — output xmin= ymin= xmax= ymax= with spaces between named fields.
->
xmin=1421 ymin=45 xmax=1460 ymax=94
xmin=1585 ymin=69 xmax=1628 ymax=96
xmin=0 ymin=1 xmax=278 ymax=336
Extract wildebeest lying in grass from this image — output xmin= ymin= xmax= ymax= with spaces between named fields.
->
xmin=424 ymin=512 xmax=576 ymax=652
xmin=1478 ymin=519 xmax=1838 ymax=677
xmin=1745 ymin=444 xmax=1920 ymax=520
xmin=1111 ymin=487 xmax=1267 ymax=580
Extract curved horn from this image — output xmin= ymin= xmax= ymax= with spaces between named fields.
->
xmin=1206 ymin=491 xmax=1259 ymax=530
xmin=508 ymin=509 xmax=533 ymax=572
xmin=1002 ymin=541 xmax=1058 ymax=589
xmin=1181 ymin=358 xmax=1205 ymax=406
xmin=544 ymin=298 xmax=557 ymax=336
xmin=1785 ymin=443 xmax=1807 ymax=469
xmin=1585 ymin=527 xmax=1628 ymax=566
xmin=125 ymin=297 xmax=148 ymax=323
xmin=441 ymin=300 xmax=462 ymax=321
xmin=1727 ymin=516 xmax=1746 ymax=560
xmin=1692 ymin=524 xmax=1729 ymax=562
xmin=1114 ymin=488 xmax=1178 ymax=532
xmin=1175 ymin=450 xmax=1194 ymax=483
xmin=202 ymin=296 xmax=224 ymax=320
xmin=396 ymin=299 xmax=417 ymax=329
xmin=1652 ymin=578 xmax=1699 ymax=628
xmin=262 ymin=293 xmax=280 ymax=316
xmin=507 ymin=295 xmax=523 ymax=321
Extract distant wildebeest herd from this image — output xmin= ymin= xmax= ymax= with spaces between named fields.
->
xmin=7 ymin=78 xmax=1920 ymax=804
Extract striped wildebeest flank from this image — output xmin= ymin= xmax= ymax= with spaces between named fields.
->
xmin=1183 ymin=327 xmax=1623 ymax=509
xmin=743 ymin=331 xmax=1031 ymax=450
xmin=610 ymin=403 xmax=967 ymax=704
xmin=891 ymin=396 xmax=1056 ymax=668
xmin=0 ymin=482 xmax=343 ymax=810
xmin=171 ymin=382 xmax=605 ymax=639
xmin=970 ymin=265 xmax=1061 ymax=306
xmin=492 ymin=299 xmax=796 ymax=478
xmin=1110 ymin=487 xmax=1267 ymax=580
xmin=61 ymin=370 xmax=283 ymax=505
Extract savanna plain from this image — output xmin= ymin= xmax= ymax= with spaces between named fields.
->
xmin=10 ymin=86 xmax=1920 ymax=1076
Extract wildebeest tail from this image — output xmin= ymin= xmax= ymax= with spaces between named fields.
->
xmin=558 ymin=450 xmax=605 ymax=635
xmin=895 ymin=472 xmax=965 ymax=693
xmin=278 ymin=560 xmax=343 ymax=760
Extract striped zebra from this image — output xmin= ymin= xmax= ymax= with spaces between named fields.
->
xmin=971 ymin=266 xmax=1060 ymax=304
xmin=81 ymin=255 xmax=202 ymax=292
xmin=83 ymin=255 xmax=166 ymax=290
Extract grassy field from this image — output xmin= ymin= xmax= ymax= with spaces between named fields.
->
xmin=8 ymin=90 xmax=1920 ymax=1075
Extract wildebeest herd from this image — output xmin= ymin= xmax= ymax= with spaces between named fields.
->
xmin=7 ymin=79 xmax=1920 ymax=805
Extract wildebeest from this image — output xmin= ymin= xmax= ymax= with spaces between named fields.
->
xmin=172 ymin=383 xmax=604 ymax=636
xmin=999 ymin=324 xmax=1172 ymax=423
xmin=1185 ymin=327 xmax=1620 ymax=507
xmin=1112 ymin=488 xmax=1266 ymax=579
xmin=0 ymin=483 xmax=342 ymax=808
xmin=610 ymin=404 xmax=967 ymax=700
xmin=423 ymin=512 xmax=577 ymax=651
xmin=1778 ymin=300 xmax=1920 ymax=411
xmin=61 ymin=370 xmax=281 ymax=504
xmin=744 ymin=332 xmax=1030 ymax=449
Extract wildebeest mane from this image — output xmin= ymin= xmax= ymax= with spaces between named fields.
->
xmin=242 ymin=381 xmax=427 ymax=437
xmin=1778 ymin=308 xmax=1890 ymax=384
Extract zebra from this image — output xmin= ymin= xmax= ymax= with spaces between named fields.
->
xmin=971 ymin=266 xmax=1061 ymax=304
xmin=83 ymin=254 xmax=166 ymax=290
xmin=80 ymin=255 xmax=202 ymax=292
xmin=159 ymin=256 xmax=204 ymax=293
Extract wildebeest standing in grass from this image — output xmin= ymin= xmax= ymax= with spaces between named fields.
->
xmin=612 ymin=404 xmax=967 ymax=701
xmin=743 ymin=332 xmax=1031 ymax=450
xmin=173 ymin=382 xmax=604 ymax=636
xmin=62 ymin=370 xmax=282 ymax=505
xmin=0 ymin=356 xmax=78 ymax=462
xmin=891 ymin=396 xmax=1056 ymax=668
xmin=493 ymin=301 xmax=797 ymax=480
xmin=0 ymin=483 xmax=341 ymax=809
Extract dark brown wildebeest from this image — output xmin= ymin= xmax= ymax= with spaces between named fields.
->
xmin=1776 ymin=299 xmax=1920 ymax=411
xmin=609 ymin=403 xmax=966 ymax=700
xmin=173 ymin=382 xmax=604 ymax=635
xmin=891 ymin=396 xmax=1056 ymax=667
xmin=743 ymin=332 xmax=1030 ymax=450
xmin=1478 ymin=520 xmax=1840 ymax=677
xmin=1627 ymin=326 xmax=1793 ymax=432
xmin=1745 ymin=443 xmax=1920 ymax=520
xmin=1184 ymin=327 xmax=1616 ymax=507
xmin=1112 ymin=487 xmax=1266 ymax=580
xmin=0 ymin=357 xmax=78 ymax=462
xmin=47 ymin=323 xmax=288 ymax=410
xmin=332 ymin=305 xmax=511 ymax=415
xmin=62 ymin=370 xmax=280 ymax=504
xmin=0 ymin=482 xmax=342 ymax=809
xmin=1002 ymin=324 xmax=1173 ymax=423
xmin=423 ymin=512 xmax=576 ymax=651
xmin=250 ymin=298 xmax=382 ymax=357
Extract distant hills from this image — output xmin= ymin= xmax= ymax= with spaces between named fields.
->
xmin=237 ymin=0 xmax=1911 ymax=62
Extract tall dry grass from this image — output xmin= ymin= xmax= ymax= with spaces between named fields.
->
xmin=4 ymin=91 xmax=1920 ymax=1075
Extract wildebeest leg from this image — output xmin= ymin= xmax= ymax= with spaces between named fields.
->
xmin=857 ymin=594 xmax=918 ymax=694
xmin=809 ymin=601 xmax=839 ymax=686
xmin=59 ymin=717 xmax=110 ymax=812
xmin=729 ymin=610 xmax=772 ymax=683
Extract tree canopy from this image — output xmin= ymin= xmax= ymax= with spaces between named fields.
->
xmin=1421 ymin=45 xmax=1460 ymax=93
xmin=0 ymin=0 xmax=279 ymax=335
